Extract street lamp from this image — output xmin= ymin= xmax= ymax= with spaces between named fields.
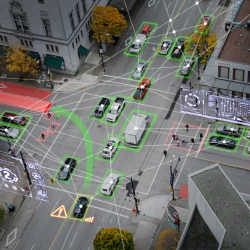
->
xmin=20 ymin=151 xmax=32 ymax=186
xmin=169 ymin=155 xmax=181 ymax=201
xmin=125 ymin=177 xmax=140 ymax=215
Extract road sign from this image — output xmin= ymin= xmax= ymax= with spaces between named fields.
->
xmin=85 ymin=216 xmax=95 ymax=223
xmin=51 ymin=205 xmax=67 ymax=218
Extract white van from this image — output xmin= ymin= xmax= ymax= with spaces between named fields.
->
xmin=129 ymin=34 xmax=146 ymax=54
xmin=100 ymin=173 xmax=121 ymax=196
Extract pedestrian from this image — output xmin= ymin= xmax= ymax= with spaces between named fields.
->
xmin=47 ymin=111 xmax=51 ymax=118
xmin=175 ymin=135 xmax=179 ymax=141
xmin=176 ymin=139 xmax=180 ymax=146
xmin=189 ymin=82 xmax=192 ymax=90
xmin=172 ymin=134 xmax=176 ymax=140
xmin=163 ymin=150 xmax=167 ymax=157
xmin=191 ymin=138 xmax=195 ymax=144
xmin=51 ymin=124 xmax=55 ymax=131
xmin=185 ymin=124 xmax=189 ymax=132
xmin=182 ymin=139 xmax=186 ymax=145
xmin=41 ymin=133 xmax=45 ymax=139
xmin=200 ymin=132 xmax=203 ymax=141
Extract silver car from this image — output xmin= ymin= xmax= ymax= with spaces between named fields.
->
xmin=180 ymin=58 xmax=194 ymax=76
xmin=102 ymin=137 xmax=121 ymax=158
xmin=132 ymin=62 xmax=147 ymax=80
xmin=0 ymin=126 xmax=19 ymax=139
xmin=158 ymin=39 xmax=173 ymax=55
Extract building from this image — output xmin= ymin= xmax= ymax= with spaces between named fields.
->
xmin=177 ymin=164 xmax=250 ymax=250
xmin=0 ymin=0 xmax=109 ymax=75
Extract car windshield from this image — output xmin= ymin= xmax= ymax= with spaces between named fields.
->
xmin=183 ymin=61 xmax=190 ymax=67
xmin=103 ymin=150 xmax=110 ymax=154
xmin=109 ymin=109 xmax=117 ymax=114
xmin=135 ymin=67 xmax=141 ymax=73
xmin=135 ymin=89 xmax=143 ymax=96
xmin=7 ymin=128 xmax=13 ymax=132
xmin=62 ymin=165 xmax=69 ymax=172
xmin=15 ymin=116 xmax=22 ymax=122
xmin=131 ymin=44 xmax=139 ymax=49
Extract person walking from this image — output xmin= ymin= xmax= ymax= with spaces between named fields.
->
xmin=41 ymin=133 xmax=45 ymax=139
xmin=51 ymin=124 xmax=55 ymax=131
xmin=163 ymin=150 xmax=167 ymax=157
xmin=47 ymin=111 xmax=51 ymax=118
xmin=176 ymin=139 xmax=180 ymax=146
xmin=200 ymin=132 xmax=203 ymax=141
xmin=191 ymin=138 xmax=195 ymax=144
xmin=182 ymin=139 xmax=186 ymax=146
xmin=172 ymin=134 xmax=176 ymax=140
xmin=185 ymin=124 xmax=189 ymax=132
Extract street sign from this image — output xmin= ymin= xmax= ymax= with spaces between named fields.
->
xmin=51 ymin=205 xmax=67 ymax=218
xmin=167 ymin=205 xmax=180 ymax=230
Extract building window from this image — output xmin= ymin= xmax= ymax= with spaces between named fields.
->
xmin=42 ymin=19 xmax=52 ymax=36
xmin=20 ymin=39 xmax=24 ymax=45
xmin=0 ymin=35 xmax=8 ymax=43
xmin=248 ymin=71 xmax=250 ymax=83
xmin=20 ymin=39 xmax=33 ymax=47
xmin=12 ymin=14 xmax=30 ymax=33
xmin=46 ymin=44 xmax=50 ymax=50
xmin=46 ymin=44 xmax=59 ymax=52
xmin=82 ymin=0 xmax=87 ymax=14
xmin=218 ymin=66 xmax=229 ymax=79
xmin=38 ymin=0 xmax=45 ymax=3
xmin=29 ymin=41 xmax=33 ymax=47
xmin=75 ymin=3 xmax=81 ymax=23
xmin=69 ymin=11 xmax=75 ymax=31
xmin=55 ymin=46 xmax=59 ymax=52
xmin=50 ymin=45 xmax=54 ymax=51
xmin=72 ymin=42 xmax=75 ymax=49
xmin=233 ymin=68 xmax=244 ymax=82
xmin=81 ymin=30 xmax=83 ymax=37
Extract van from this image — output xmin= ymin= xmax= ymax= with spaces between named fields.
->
xmin=100 ymin=173 xmax=121 ymax=196
xmin=141 ymin=24 xmax=151 ymax=36
xmin=129 ymin=34 xmax=146 ymax=54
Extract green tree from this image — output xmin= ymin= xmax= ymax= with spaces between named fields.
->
xmin=0 ymin=205 xmax=5 ymax=224
xmin=3 ymin=45 xmax=39 ymax=79
xmin=93 ymin=228 xmax=134 ymax=250
xmin=91 ymin=6 xmax=127 ymax=44
xmin=154 ymin=229 xmax=180 ymax=250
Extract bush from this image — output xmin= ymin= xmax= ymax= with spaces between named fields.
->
xmin=0 ymin=205 xmax=5 ymax=224
xmin=154 ymin=228 xmax=180 ymax=250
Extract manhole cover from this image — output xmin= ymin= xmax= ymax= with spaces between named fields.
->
xmin=63 ymin=79 xmax=68 ymax=82
xmin=97 ymin=124 xmax=102 ymax=128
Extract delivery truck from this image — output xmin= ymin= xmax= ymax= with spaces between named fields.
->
xmin=123 ymin=113 xmax=149 ymax=145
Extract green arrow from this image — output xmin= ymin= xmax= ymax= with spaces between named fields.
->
xmin=52 ymin=106 xmax=93 ymax=190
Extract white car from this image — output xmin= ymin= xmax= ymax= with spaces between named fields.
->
xmin=0 ymin=126 xmax=19 ymax=139
xmin=132 ymin=62 xmax=147 ymax=80
xmin=106 ymin=97 xmax=126 ymax=122
xmin=158 ymin=39 xmax=173 ymax=55
xmin=100 ymin=173 xmax=121 ymax=196
xmin=129 ymin=34 xmax=146 ymax=54
xmin=180 ymin=58 xmax=194 ymax=76
xmin=102 ymin=137 xmax=121 ymax=159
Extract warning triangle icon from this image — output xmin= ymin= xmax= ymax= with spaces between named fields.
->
xmin=51 ymin=205 xmax=67 ymax=218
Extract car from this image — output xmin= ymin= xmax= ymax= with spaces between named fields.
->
xmin=133 ymin=79 xmax=151 ymax=100
xmin=176 ymin=38 xmax=184 ymax=51
xmin=93 ymin=97 xmax=110 ymax=118
xmin=138 ymin=78 xmax=151 ymax=89
xmin=2 ymin=112 xmax=28 ymax=126
xmin=209 ymin=136 xmax=236 ymax=149
xmin=106 ymin=97 xmax=126 ymax=122
xmin=216 ymin=124 xmax=241 ymax=137
xmin=171 ymin=38 xmax=184 ymax=58
xmin=132 ymin=62 xmax=147 ymax=80
xmin=57 ymin=158 xmax=76 ymax=180
xmin=100 ymin=173 xmax=121 ymax=196
xmin=158 ymin=39 xmax=173 ymax=55
xmin=129 ymin=34 xmax=147 ymax=54
xmin=73 ymin=196 xmax=89 ymax=218
xmin=102 ymin=137 xmax=121 ymax=158
xmin=197 ymin=15 xmax=211 ymax=31
xmin=0 ymin=126 xmax=19 ymax=139
xmin=180 ymin=58 xmax=195 ymax=76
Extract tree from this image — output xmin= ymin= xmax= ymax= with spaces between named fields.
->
xmin=0 ymin=205 xmax=5 ymax=224
xmin=154 ymin=229 xmax=180 ymax=250
xmin=3 ymin=45 xmax=39 ymax=79
xmin=93 ymin=228 xmax=134 ymax=250
xmin=91 ymin=6 xmax=127 ymax=45
xmin=185 ymin=32 xmax=218 ymax=77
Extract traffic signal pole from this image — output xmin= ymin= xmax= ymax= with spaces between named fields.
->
xmin=130 ymin=177 xmax=140 ymax=215
xmin=20 ymin=151 xmax=32 ymax=186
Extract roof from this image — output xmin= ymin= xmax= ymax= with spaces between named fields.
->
xmin=191 ymin=165 xmax=250 ymax=250
xmin=123 ymin=114 xmax=147 ymax=135
xmin=218 ymin=0 xmax=250 ymax=64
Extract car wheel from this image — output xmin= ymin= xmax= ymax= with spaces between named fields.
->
xmin=110 ymin=190 xmax=113 ymax=196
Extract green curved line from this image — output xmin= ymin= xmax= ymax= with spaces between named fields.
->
xmin=51 ymin=106 xmax=93 ymax=190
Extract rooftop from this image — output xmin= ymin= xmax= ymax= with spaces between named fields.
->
xmin=191 ymin=166 xmax=250 ymax=250
xmin=218 ymin=0 xmax=250 ymax=64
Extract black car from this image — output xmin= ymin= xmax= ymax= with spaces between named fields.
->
xmin=94 ymin=98 xmax=110 ymax=118
xmin=216 ymin=124 xmax=241 ymax=137
xmin=73 ymin=197 xmax=89 ymax=218
xmin=171 ymin=38 xmax=184 ymax=58
xmin=176 ymin=38 xmax=184 ymax=51
xmin=209 ymin=136 xmax=236 ymax=149
xmin=57 ymin=158 xmax=76 ymax=180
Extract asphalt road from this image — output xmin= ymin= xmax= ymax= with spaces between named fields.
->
xmin=1 ymin=1 xmax=247 ymax=250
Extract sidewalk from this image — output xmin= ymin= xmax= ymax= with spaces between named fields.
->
xmin=127 ymin=195 xmax=189 ymax=250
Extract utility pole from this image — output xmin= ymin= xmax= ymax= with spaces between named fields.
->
xmin=20 ymin=151 xmax=32 ymax=186
xmin=169 ymin=156 xmax=180 ymax=201
xmin=130 ymin=177 xmax=140 ymax=215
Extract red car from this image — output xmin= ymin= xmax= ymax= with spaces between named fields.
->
xmin=2 ymin=112 xmax=28 ymax=126
xmin=133 ymin=78 xmax=151 ymax=100
xmin=197 ymin=15 xmax=211 ymax=31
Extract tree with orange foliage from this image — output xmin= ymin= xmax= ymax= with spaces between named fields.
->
xmin=91 ymin=6 xmax=127 ymax=45
xmin=154 ymin=228 xmax=180 ymax=250
xmin=3 ymin=45 xmax=38 ymax=79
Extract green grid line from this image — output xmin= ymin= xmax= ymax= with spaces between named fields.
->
xmin=54 ymin=155 xmax=81 ymax=184
xmin=95 ymin=169 xmax=125 ymax=198
xmin=124 ymin=21 xmax=158 ymax=57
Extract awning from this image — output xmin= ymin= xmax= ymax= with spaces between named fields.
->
xmin=213 ymin=79 xmax=230 ymax=89
xmin=243 ymin=85 xmax=250 ymax=94
xmin=29 ymin=51 xmax=40 ymax=60
xmin=228 ymin=82 xmax=244 ymax=92
xmin=45 ymin=55 xmax=64 ymax=70
xmin=78 ymin=45 xmax=89 ymax=57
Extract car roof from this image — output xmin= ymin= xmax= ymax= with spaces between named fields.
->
xmin=2 ymin=112 xmax=17 ymax=117
xmin=65 ymin=158 xmax=75 ymax=164
xmin=99 ymin=97 xmax=108 ymax=104
xmin=138 ymin=62 xmax=146 ymax=67
xmin=108 ymin=137 xmax=118 ymax=141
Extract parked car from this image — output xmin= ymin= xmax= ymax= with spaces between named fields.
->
xmin=57 ymin=158 xmax=77 ymax=180
xmin=2 ymin=112 xmax=27 ymax=126
xmin=133 ymin=79 xmax=151 ymax=100
xmin=132 ymin=62 xmax=147 ymax=80
xmin=171 ymin=38 xmax=184 ymax=58
xmin=216 ymin=124 xmax=241 ymax=137
xmin=180 ymin=58 xmax=195 ymax=76
xmin=102 ymin=137 xmax=121 ymax=158
xmin=197 ymin=15 xmax=211 ymax=31
xmin=73 ymin=196 xmax=89 ymax=218
xmin=138 ymin=78 xmax=151 ymax=89
xmin=141 ymin=24 xmax=151 ymax=36
xmin=100 ymin=173 xmax=121 ymax=196
xmin=93 ymin=97 xmax=110 ymax=118
xmin=106 ymin=97 xmax=126 ymax=122
xmin=0 ymin=126 xmax=19 ymax=139
xmin=209 ymin=136 xmax=236 ymax=149
xmin=129 ymin=34 xmax=147 ymax=54
xmin=158 ymin=39 xmax=173 ymax=55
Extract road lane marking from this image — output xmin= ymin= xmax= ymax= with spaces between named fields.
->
xmin=51 ymin=198 xmax=60 ymax=213
xmin=184 ymin=18 xmax=189 ymax=28
xmin=13 ymin=239 xmax=20 ymax=250
xmin=90 ymin=205 xmax=129 ymax=218
xmin=102 ymin=216 xmax=106 ymax=223
xmin=110 ymin=217 xmax=114 ymax=224
xmin=6 ymin=228 xmax=17 ymax=247
xmin=96 ymin=226 xmax=101 ymax=233
xmin=36 ymin=200 xmax=42 ymax=210
xmin=31 ymin=244 xmax=35 ymax=250
xmin=154 ymin=0 xmax=162 ymax=9
xmin=196 ymin=124 xmax=210 ymax=157
xmin=69 ymin=231 xmax=78 ymax=248
xmin=61 ymin=221 xmax=75 ymax=250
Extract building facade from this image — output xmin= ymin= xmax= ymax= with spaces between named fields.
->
xmin=0 ymin=0 xmax=109 ymax=75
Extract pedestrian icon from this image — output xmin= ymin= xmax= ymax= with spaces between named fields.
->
xmin=51 ymin=205 xmax=67 ymax=218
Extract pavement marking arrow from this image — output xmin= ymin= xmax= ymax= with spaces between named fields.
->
xmin=51 ymin=205 xmax=67 ymax=218
xmin=0 ymin=83 xmax=7 ymax=88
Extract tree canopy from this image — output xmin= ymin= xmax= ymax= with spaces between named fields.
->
xmin=3 ymin=45 xmax=39 ymax=77
xmin=91 ymin=6 xmax=127 ymax=44
xmin=154 ymin=228 xmax=180 ymax=250
xmin=93 ymin=227 xmax=134 ymax=250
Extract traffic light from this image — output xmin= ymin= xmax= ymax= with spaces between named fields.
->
xmin=168 ymin=186 xmax=173 ymax=193
xmin=50 ymin=178 xmax=54 ymax=184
